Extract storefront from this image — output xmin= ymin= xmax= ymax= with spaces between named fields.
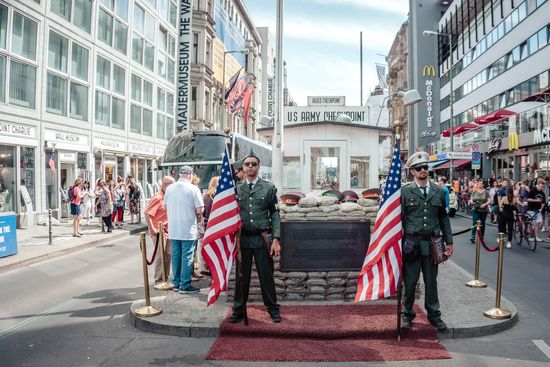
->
xmin=44 ymin=129 xmax=90 ymax=218
xmin=128 ymin=141 xmax=156 ymax=198
xmin=93 ymin=136 xmax=127 ymax=183
xmin=0 ymin=121 xmax=38 ymax=223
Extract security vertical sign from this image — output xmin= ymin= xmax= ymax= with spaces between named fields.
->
xmin=177 ymin=0 xmax=192 ymax=133
xmin=472 ymin=152 xmax=481 ymax=170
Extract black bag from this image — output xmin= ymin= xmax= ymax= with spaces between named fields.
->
xmin=430 ymin=236 xmax=448 ymax=264
xmin=67 ymin=186 xmax=75 ymax=201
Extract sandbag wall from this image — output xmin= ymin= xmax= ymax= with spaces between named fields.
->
xmin=226 ymin=196 xmax=379 ymax=302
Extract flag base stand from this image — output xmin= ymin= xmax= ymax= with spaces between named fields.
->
xmin=135 ymin=305 xmax=162 ymax=317
xmin=483 ymin=308 xmax=511 ymax=320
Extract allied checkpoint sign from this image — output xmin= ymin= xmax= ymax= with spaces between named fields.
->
xmin=280 ymin=221 xmax=370 ymax=271
xmin=0 ymin=212 xmax=17 ymax=258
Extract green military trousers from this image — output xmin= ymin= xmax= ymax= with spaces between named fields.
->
xmin=233 ymin=246 xmax=279 ymax=315
xmin=403 ymin=254 xmax=442 ymax=323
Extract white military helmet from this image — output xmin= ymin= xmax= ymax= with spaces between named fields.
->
xmin=405 ymin=151 xmax=430 ymax=169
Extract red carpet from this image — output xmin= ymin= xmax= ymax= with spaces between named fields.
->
xmin=205 ymin=304 xmax=451 ymax=362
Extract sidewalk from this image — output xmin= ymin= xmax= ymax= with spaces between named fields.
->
xmin=129 ymin=260 xmax=517 ymax=340
xmin=0 ymin=219 xmax=147 ymax=273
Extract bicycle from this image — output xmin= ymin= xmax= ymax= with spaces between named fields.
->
xmin=514 ymin=212 xmax=538 ymax=251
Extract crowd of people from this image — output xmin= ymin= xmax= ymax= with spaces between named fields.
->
xmin=67 ymin=175 xmax=142 ymax=237
xmin=456 ymin=176 xmax=549 ymax=248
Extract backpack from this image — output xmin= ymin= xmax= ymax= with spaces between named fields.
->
xmin=131 ymin=188 xmax=141 ymax=201
xmin=68 ymin=186 xmax=75 ymax=201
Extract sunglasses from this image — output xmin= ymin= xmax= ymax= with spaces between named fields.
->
xmin=244 ymin=162 xmax=258 ymax=167
xmin=414 ymin=165 xmax=429 ymax=172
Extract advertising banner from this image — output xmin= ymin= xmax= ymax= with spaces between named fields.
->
xmin=177 ymin=0 xmax=193 ymax=132
xmin=0 ymin=213 xmax=17 ymax=258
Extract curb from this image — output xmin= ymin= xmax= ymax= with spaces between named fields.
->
xmin=0 ymin=225 xmax=147 ymax=274
xmin=128 ymin=297 xmax=518 ymax=340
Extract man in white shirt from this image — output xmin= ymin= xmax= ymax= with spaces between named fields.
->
xmin=164 ymin=166 xmax=204 ymax=294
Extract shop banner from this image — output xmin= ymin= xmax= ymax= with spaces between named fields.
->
xmin=0 ymin=212 xmax=17 ymax=257
xmin=19 ymin=186 xmax=34 ymax=228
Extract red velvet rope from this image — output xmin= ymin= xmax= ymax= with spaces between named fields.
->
xmin=476 ymin=227 xmax=499 ymax=252
xmin=141 ymin=233 xmax=160 ymax=265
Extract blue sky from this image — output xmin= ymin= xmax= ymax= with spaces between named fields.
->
xmin=244 ymin=0 xmax=409 ymax=106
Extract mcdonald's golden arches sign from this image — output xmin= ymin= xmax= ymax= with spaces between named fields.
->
xmin=422 ymin=65 xmax=436 ymax=77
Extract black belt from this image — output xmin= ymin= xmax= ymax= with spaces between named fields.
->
xmin=242 ymin=229 xmax=268 ymax=236
xmin=408 ymin=233 xmax=433 ymax=240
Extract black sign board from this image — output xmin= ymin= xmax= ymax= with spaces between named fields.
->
xmin=280 ymin=221 xmax=370 ymax=272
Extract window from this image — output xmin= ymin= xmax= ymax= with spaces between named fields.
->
xmin=0 ymin=56 xmax=6 ymax=102
xmin=70 ymin=83 xmax=87 ymax=120
xmin=10 ymin=60 xmax=36 ymax=108
xmin=71 ymin=43 xmax=88 ymax=81
xmin=156 ymin=87 xmax=174 ymax=139
xmin=46 ymin=74 xmax=67 ymax=115
xmin=191 ymin=86 xmax=197 ymax=119
xmin=48 ymin=32 xmax=69 ymax=73
xmin=0 ymin=4 xmax=6 ymax=49
xmin=538 ymin=27 xmax=548 ymax=50
xmin=192 ymin=33 xmax=198 ymax=63
xmin=143 ymin=80 xmax=152 ymax=107
xmin=98 ymin=1 xmax=128 ymax=54
xmin=157 ymin=27 xmax=176 ymax=83
xmin=132 ymin=4 xmax=155 ymax=70
xmin=130 ymin=74 xmax=153 ymax=135
xmin=113 ymin=64 xmax=125 ymax=95
xmin=12 ymin=12 xmax=37 ymax=61
xmin=95 ymin=56 xmax=125 ymax=128
xmin=51 ymin=0 xmax=92 ymax=33
xmin=131 ymin=74 xmax=141 ymax=101
xmin=96 ymin=56 xmax=110 ymax=89
xmin=46 ymin=32 xmax=90 ymax=119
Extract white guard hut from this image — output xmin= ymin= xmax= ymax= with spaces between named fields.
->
xmin=258 ymin=100 xmax=393 ymax=194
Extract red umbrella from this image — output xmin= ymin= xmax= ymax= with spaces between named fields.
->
xmin=442 ymin=122 xmax=480 ymax=137
xmin=474 ymin=109 xmax=515 ymax=125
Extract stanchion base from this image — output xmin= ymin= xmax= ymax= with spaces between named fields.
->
xmin=154 ymin=282 xmax=174 ymax=291
xmin=465 ymin=279 xmax=487 ymax=288
xmin=135 ymin=305 xmax=162 ymax=317
xmin=483 ymin=307 xmax=511 ymax=319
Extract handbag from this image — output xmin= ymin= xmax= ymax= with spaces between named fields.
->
xmin=260 ymin=230 xmax=273 ymax=255
xmin=430 ymin=236 xmax=448 ymax=265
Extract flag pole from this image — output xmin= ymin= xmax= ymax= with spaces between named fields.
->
xmin=395 ymin=129 xmax=403 ymax=342
xmin=235 ymin=228 xmax=248 ymax=325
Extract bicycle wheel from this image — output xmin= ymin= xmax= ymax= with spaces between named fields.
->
xmin=524 ymin=222 xmax=537 ymax=251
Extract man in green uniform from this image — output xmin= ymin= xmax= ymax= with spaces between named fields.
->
xmin=229 ymin=150 xmax=282 ymax=323
xmin=401 ymin=152 xmax=453 ymax=331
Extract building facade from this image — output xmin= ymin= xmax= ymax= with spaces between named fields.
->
xmin=430 ymin=0 xmax=550 ymax=180
xmin=0 ymin=0 xmax=180 ymax=222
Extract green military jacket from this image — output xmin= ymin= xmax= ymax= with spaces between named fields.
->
xmin=237 ymin=178 xmax=281 ymax=249
xmin=401 ymin=181 xmax=453 ymax=256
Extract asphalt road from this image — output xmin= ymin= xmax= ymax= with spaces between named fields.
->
xmin=0 ymin=222 xmax=550 ymax=367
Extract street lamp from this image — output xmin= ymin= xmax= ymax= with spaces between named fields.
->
xmin=221 ymin=48 xmax=250 ymax=130
xmin=375 ymin=89 xmax=422 ymax=126
xmin=423 ymin=30 xmax=454 ymax=180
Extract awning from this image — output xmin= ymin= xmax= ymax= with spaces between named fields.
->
xmin=442 ymin=122 xmax=480 ymax=137
xmin=433 ymin=159 xmax=471 ymax=170
xmin=474 ymin=109 xmax=516 ymax=124
xmin=428 ymin=160 xmax=448 ymax=169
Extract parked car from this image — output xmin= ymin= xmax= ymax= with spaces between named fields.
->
xmin=447 ymin=185 xmax=458 ymax=217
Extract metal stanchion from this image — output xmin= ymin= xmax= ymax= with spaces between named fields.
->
xmin=466 ymin=220 xmax=487 ymax=288
xmin=48 ymin=209 xmax=52 ymax=245
xmin=135 ymin=232 xmax=162 ymax=317
xmin=483 ymin=233 xmax=511 ymax=319
xmin=154 ymin=223 xmax=173 ymax=291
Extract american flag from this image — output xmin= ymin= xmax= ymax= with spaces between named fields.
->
xmin=48 ymin=152 xmax=56 ymax=173
xmin=355 ymin=142 xmax=403 ymax=301
xmin=201 ymin=150 xmax=242 ymax=306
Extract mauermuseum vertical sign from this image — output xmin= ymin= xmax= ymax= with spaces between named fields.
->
xmin=408 ymin=0 xmax=447 ymax=151
xmin=177 ymin=0 xmax=192 ymax=132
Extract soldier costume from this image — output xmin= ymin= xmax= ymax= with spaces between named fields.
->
xmin=230 ymin=150 xmax=282 ymax=323
xmin=401 ymin=152 xmax=453 ymax=331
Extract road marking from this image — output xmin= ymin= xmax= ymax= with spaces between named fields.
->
xmin=533 ymin=339 xmax=550 ymax=359
xmin=0 ymin=298 xmax=79 ymax=341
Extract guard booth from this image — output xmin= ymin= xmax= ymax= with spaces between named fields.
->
xmin=257 ymin=105 xmax=393 ymax=194
xmin=0 ymin=212 xmax=18 ymax=258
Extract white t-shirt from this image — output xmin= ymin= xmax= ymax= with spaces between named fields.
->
xmin=164 ymin=178 xmax=204 ymax=240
